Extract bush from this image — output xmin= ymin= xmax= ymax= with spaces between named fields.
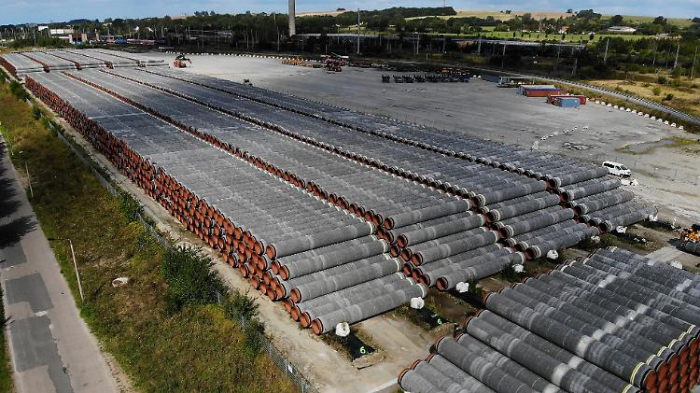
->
xmin=657 ymin=76 xmax=667 ymax=85
xmin=32 ymin=106 xmax=42 ymax=120
xmin=652 ymin=86 xmax=662 ymax=96
xmin=663 ymin=93 xmax=674 ymax=101
xmin=9 ymin=81 xmax=28 ymax=101
xmin=161 ymin=247 xmax=226 ymax=313
xmin=116 ymin=190 xmax=143 ymax=223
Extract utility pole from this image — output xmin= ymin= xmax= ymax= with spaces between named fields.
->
xmin=501 ymin=43 xmax=506 ymax=68
xmin=691 ymin=46 xmax=698 ymax=79
xmin=356 ymin=8 xmax=361 ymax=55
xmin=477 ymin=35 xmax=482 ymax=55
xmin=603 ymin=38 xmax=609 ymax=63
xmin=288 ymin=0 xmax=296 ymax=37
xmin=572 ymin=57 xmax=578 ymax=75
xmin=673 ymin=42 xmax=680 ymax=69
xmin=652 ymin=40 xmax=657 ymax=67
xmin=48 ymin=239 xmax=84 ymax=302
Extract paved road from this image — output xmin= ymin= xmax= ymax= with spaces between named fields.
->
xmin=0 ymin=135 xmax=118 ymax=393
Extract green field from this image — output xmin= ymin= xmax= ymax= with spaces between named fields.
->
xmin=475 ymin=31 xmax=646 ymax=42
xmin=605 ymin=14 xmax=694 ymax=28
xmin=408 ymin=10 xmax=694 ymax=28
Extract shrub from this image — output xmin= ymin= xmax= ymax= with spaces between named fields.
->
xmin=161 ymin=247 xmax=227 ymax=313
xmin=657 ymin=76 xmax=667 ymax=85
xmin=116 ymin=190 xmax=143 ymax=223
xmin=663 ymin=93 xmax=674 ymax=101
xmin=9 ymin=81 xmax=28 ymax=101
xmin=32 ymin=106 xmax=42 ymax=120
xmin=652 ymin=86 xmax=662 ymax=96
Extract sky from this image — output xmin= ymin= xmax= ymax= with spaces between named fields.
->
xmin=2 ymin=0 xmax=698 ymax=25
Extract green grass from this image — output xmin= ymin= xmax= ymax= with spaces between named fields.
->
xmin=0 ymin=81 xmax=298 ymax=392
xmin=603 ymin=15 xmax=694 ymax=28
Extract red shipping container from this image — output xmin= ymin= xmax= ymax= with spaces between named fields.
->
xmin=525 ymin=89 xmax=562 ymax=97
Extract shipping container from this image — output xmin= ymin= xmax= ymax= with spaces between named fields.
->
xmin=524 ymin=89 xmax=562 ymax=97
xmin=517 ymin=84 xmax=559 ymax=95
xmin=550 ymin=97 xmax=581 ymax=108
xmin=547 ymin=94 xmax=586 ymax=105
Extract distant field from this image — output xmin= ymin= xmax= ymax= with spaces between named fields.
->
xmin=298 ymin=10 xmax=345 ymax=17
xmin=407 ymin=10 xmax=572 ymax=21
xmin=605 ymin=15 xmax=694 ymax=28
xmin=405 ymin=10 xmax=694 ymax=28
xmin=475 ymin=31 xmax=646 ymax=42
xmin=335 ymin=26 xmax=646 ymax=43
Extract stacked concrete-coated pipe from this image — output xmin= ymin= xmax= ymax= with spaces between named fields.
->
xmin=0 ymin=52 xmax=45 ymax=79
xmin=19 ymin=51 xmax=78 ymax=72
xmin=25 ymin=63 xmax=658 ymax=345
xmin=133 ymin=68 xmax=613 ymax=189
xmin=400 ymin=247 xmax=700 ymax=393
xmin=26 ymin=73 xmax=428 ymax=337
xmin=65 ymin=69 xmax=610 ymax=308
xmin=107 ymin=67 xmax=652 ymax=240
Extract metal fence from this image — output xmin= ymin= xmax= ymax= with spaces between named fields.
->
xmin=47 ymin=116 xmax=318 ymax=393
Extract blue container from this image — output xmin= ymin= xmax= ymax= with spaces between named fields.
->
xmin=558 ymin=98 xmax=580 ymax=108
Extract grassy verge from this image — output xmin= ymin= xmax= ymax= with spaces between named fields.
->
xmin=0 ymin=75 xmax=297 ymax=392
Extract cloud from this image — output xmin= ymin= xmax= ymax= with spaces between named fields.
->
xmin=2 ymin=0 xmax=697 ymax=25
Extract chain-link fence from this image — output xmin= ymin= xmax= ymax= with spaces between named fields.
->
xmin=51 ymin=118 xmax=318 ymax=393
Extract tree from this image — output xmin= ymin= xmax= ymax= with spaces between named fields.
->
xmin=610 ymin=15 xmax=624 ymax=25
xmin=653 ymin=16 xmax=667 ymax=25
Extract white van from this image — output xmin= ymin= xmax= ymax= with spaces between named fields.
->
xmin=602 ymin=161 xmax=631 ymax=178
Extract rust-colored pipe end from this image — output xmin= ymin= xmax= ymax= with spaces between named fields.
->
xmin=265 ymin=245 xmax=276 ymax=259
xmin=311 ymin=319 xmax=323 ymax=335
xmin=290 ymin=288 xmax=301 ymax=303
xmin=300 ymin=312 xmax=312 ymax=328
xmin=436 ymin=278 xmax=448 ymax=292
xmin=280 ymin=266 xmax=290 ymax=281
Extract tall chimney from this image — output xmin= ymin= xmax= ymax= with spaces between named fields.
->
xmin=288 ymin=0 xmax=296 ymax=37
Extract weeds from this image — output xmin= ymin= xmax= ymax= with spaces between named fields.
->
xmin=116 ymin=190 xmax=143 ymax=224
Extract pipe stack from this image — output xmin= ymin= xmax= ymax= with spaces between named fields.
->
xmin=68 ymin=49 xmax=140 ymax=68
xmin=73 ymin=69 xmax=581 ymax=293
xmin=137 ymin=68 xmax=612 ymax=191
xmin=129 ymin=68 xmax=649 ymax=237
xmin=26 ymin=64 xmax=659 ymax=341
xmin=399 ymin=247 xmax=700 ymax=393
xmin=27 ymin=72 xmax=431 ymax=337
xmin=47 ymin=50 xmax=105 ymax=69
xmin=20 ymin=51 xmax=77 ymax=72
xmin=93 ymin=49 xmax=167 ymax=67
xmin=0 ymin=52 xmax=45 ymax=80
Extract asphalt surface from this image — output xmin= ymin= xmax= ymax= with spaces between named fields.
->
xmin=0 ymin=135 xmax=118 ymax=393
xmin=465 ymin=65 xmax=700 ymax=127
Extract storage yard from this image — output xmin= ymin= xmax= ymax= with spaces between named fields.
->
xmin=2 ymin=49 xmax=699 ymax=392
xmin=139 ymin=53 xmax=699 ymax=226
